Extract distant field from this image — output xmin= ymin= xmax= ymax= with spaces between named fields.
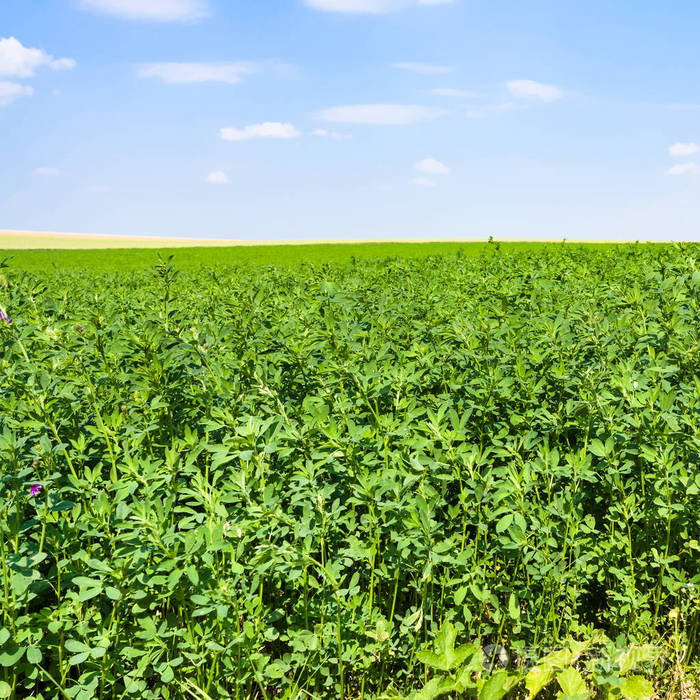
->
xmin=0 ymin=230 xmax=251 ymax=250
xmin=0 ymin=230 xmax=650 ymax=271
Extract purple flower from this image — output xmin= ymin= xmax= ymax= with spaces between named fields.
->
xmin=29 ymin=484 xmax=42 ymax=498
xmin=0 ymin=310 xmax=11 ymax=324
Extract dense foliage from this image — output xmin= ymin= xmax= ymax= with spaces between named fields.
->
xmin=0 ymin=244 xmax=698 ymax=699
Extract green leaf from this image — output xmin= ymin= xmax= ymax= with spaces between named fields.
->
xmin=477 ymin=670 xmax=519 ymax=700
xmin=589 ymin=439 xmax=608 ymax=457
xmin=78 ymin=586 xmax=103 ymax=602
xmin=65 ymin=639 xmax=91 ymax=654
xmin=508 ymin=593 xmax=520 ymax=621
xmin=0 ymin=645 xmax=24 ymax=667
xmin=0 ymin=629 xmax=9 ymax=646
xmin=416 ymin=621 xmax=478 ymax=671
xmin=161 ymin=664 xmax=175 ymax=684
xmin=105 ymin=586 xmax=121 ymax=600
xmin=72 ymin=576 xmax=103 ymax=588
xmin=616 ymin=646 xmax=658 ymax=675
xmin=526 ymin=665 xmax=556 ymax=698
xmin=10 ymin=573 xmax=33 ymax=597
xmin=69 ymin=652 xmax=90 ymax=666
xmin=26 ymin=646 xmax=43 ymax=664
xmin=0 ymin=681 xmax=12 ymax=699
xmin=454 ymin=648 xmax=485 ymax=691
xmin=557 ymin=666 xmax=588 ymax=699
xmin=186 ymin=566 xmax=200 ymax=585
xmin=410 ymin=677 xmax=455 ymax=700
xmin=620 ymin=676 xmax=654 ymax=700
xmin=537 ymin=648 xmax=575 ymax=671
xmin=496 ymin=513 xmax=513 ymax=534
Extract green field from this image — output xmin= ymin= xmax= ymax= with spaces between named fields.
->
xmin=0 ymin=243 xmax=698 ymax=699
xmin=2 ymin=240 xmax=634 ymax=272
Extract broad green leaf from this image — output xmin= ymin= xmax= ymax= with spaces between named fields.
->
xmin=538 ymin=648 xmax=576 ymax=671
xmin=477 ymin=670 xmax=519 ymax=700
xmin=616 ymin=646 xmax=658 ymax=675
xmin=65 ymin=639 xmax=91 ymax=654
xmin=454 ymin=648 xmax=485 ymax=691
xmin=161 ymin=664 xmax=175 ymax=683
xmin=69 ymin=652 xmax=90 ymax=666
xmin=416 ymin=621 xmax=478 ymax=671
xmin=508 ymin=593 xmax=520 ymax=621
xmin=105 ymin=586 xmax=121 ymax=600
xmin=26 ymin=646 xmax=42 ymax=664
xmin=557 ymin=666 xmax=588 ymax=699
xmin=620 ymin=676 xmax=654 ymax=700
xmin=496 ymin=514 xmax=513 ymax=534
xmin=589 ymin=439 xmax=608 ymax=457
xmin=526 ymin=665 xmax=556 ymax=698
xmin=410 ymin=677 xmax=455 ymax=700
xmin=0 ymin=645 xmax=24 ymax=667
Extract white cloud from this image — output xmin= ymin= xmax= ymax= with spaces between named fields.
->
xmin=79 ymin=0 xmax=210 ymax=22
xmin=393 ymin=62 xmax=452 ymax=75
xmin=303 ymin=0 xmax=453 ymax=12
xmin=0 ymin=81 xmax=33 ymax=106
xmin=138 ymin=62 xmax=259 ymax=84
xmin=0 ymin=37 xmax=76 ymax=78
xmin=312 ymin=128 xmax=351 ymax=140
xmin=316 ymin=104 xmax=447 ymax=125
xmin=412 ymin=177 xmax=437 ymax=187
xmin=204 ymin=170 xmax=229 ymax=184
xmin=669 ymin=142 xmax=699 ymax=158
xmin=507 ymin=79 xmax=563 ymax=102
xmin=88 ymin=184 xmax=111 ymax=193
xmin=34 ymin=167 xmax=60 ymax=176
xmin=220 ymin=122 xmax=300 ymax=141
xmin=667 ymin=162 xmax=696 ymax=176
xmin=428 ymin=88 xmax=476 ymax=97
xmin=415 ymin=157 xmax=449 ymax=175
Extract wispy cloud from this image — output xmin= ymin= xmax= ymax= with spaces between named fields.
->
xmin=507 ymin=79 xmax=563 ymax=102
xmin=312 ymin=128 xmax=351 ymax=140
xmin=316 ymin=104 xmax=448 ymax=125
xmin=204 ymin=170 xmax=229 ymax=184
xmin=34 ymin=167 xmax=60 ymax=176
xmin=0 ymin=37 xmax=75 ymax=78
xmin=393 ymin=62 xmax=452 ymax=75
xmin=428 ymin=88 xmax=476 ymax=98
xmin=220 ymin=122 xmax=300 ymax=141
xmin=412 ymin=176 xmax=437 ymax=187
xmin=669 ymin=142 xmax=699 ymax=158
xmin=667 ymin=162 xmax=696 ymax=176
xmin=0 ymin=81 xmax=33 ymax=106
xmin=138 ymin=62 xmax=260 ymax=84
xmin=414 ymin=157 xmax=449 ymax=175
xmin=79 ymin=0 xmax=210 ymax=22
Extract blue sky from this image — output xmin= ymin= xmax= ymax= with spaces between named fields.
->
xmin=1 ymin=0 xmax=699 ymax=240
